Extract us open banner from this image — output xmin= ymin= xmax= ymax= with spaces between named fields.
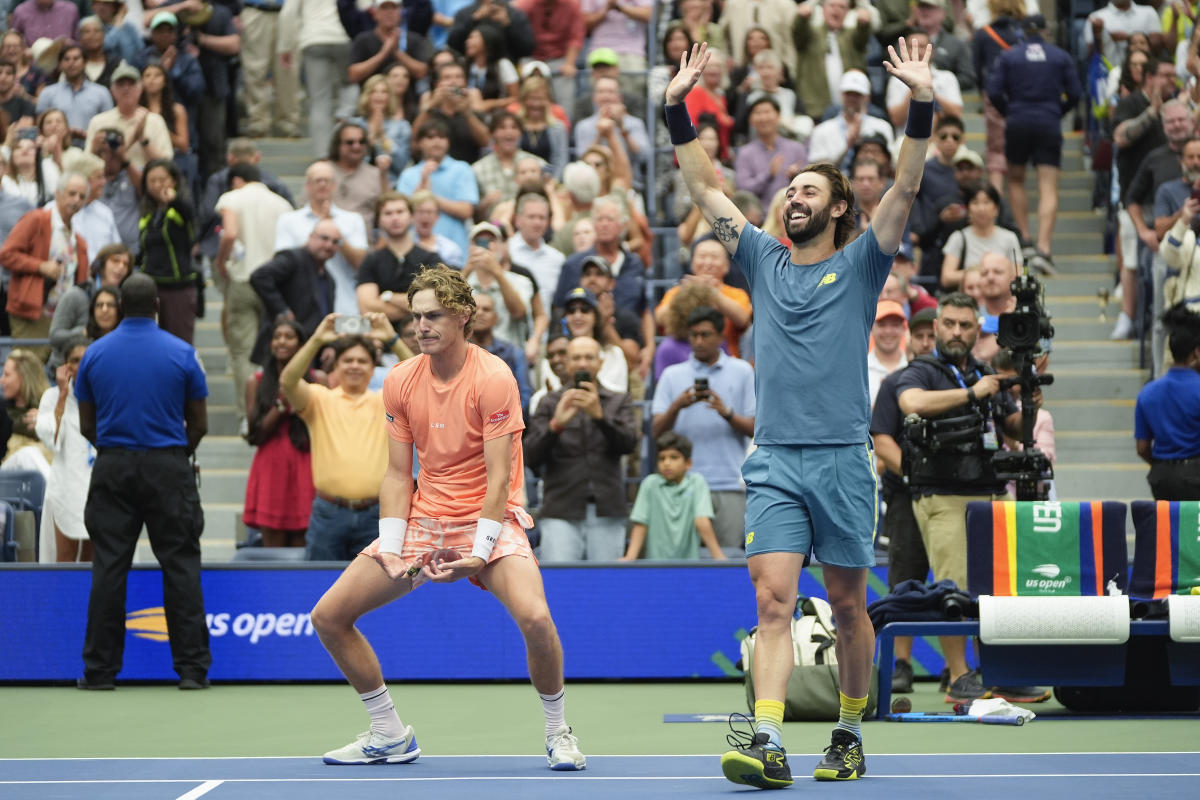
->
xmin=0 ymin=564 xmax=916 ymax=682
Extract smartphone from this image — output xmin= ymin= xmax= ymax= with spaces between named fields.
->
xmin=573 ymin=370 xmax=591 ymax=388
xmin=694 ymin=377 xmax=709 ymax=397
xmin=473 ymin=235 xmax=493 ymax=248
xmin=16 ymin=128 xmax=37 ymax=141
xmin=334 ymin=315 xmax=370 ymax=335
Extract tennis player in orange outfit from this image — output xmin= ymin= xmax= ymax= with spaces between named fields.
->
xmin=312 ymin=265 xmax=586 ymax=771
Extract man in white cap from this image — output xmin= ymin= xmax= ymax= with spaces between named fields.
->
xmin=808 ymin=70 xmax=894 ymax=166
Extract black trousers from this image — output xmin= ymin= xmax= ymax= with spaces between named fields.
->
xmin=82 ymin=447 xmax=210 ymax=682
xmin=1148 ymin=458 xmax=1200 ymax=501
xmin=884 ymin=486 xmax=930 ymax=589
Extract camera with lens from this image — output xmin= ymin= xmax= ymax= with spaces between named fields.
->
xmin=994 ymin=270 xmax=1056 ymax=500
xmin=103 ymin=129 xmax=124 ymax=151
xmin=997 ymin=273 xmax=1053 ymax=352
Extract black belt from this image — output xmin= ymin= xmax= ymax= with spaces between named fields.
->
xmin=243 ymin=3 xmax=283 ymax=11
xmin=1154 ymin=456 xmax=1200 ymax=465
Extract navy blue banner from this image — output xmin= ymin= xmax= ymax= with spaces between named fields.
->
xmin=0 ymin=564 xmax=942 ymax=681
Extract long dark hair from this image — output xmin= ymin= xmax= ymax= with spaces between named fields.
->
xmin=86 ymin=285 xmax=122 ymax=339
xmin=138 ymin=157 xmax=188 ymax=217
xmin=248 ymin=317 xmax=311 ymax=452
xmin=138 ymin=62 xmax=179 ymax=135
xmin=470 ymin=22 xmax=506 ymax=100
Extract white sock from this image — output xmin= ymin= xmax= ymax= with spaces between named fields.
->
xmin=539 ymin=688 xmax=566 ymax=740
xmin=359 ymin=686 xmax=405 ymax=738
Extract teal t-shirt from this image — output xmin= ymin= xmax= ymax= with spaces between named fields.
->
xmin=630 ymin=472 xmax=715 ymax=560
xmin=733 ymin=224 xmax=895 ymax=445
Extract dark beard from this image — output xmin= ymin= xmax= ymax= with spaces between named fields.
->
xmin=938 ymin=337 xmax=971 ymax=359
xmin=785 ymin=204 xmax=833 ymax=246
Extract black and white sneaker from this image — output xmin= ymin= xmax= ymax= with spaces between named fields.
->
xmin=891 ymin=658 xmax=914 ymax=694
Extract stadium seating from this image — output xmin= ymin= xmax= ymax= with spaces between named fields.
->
xmin=0 ymin=471 xmax=45 ymax=562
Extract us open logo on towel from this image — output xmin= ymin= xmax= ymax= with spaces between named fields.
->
xmin=488 ymin=410 xmax=510 ymax=425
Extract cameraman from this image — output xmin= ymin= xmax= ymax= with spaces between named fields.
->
xmin=895 ymin=292 xmax=1030 ymax=703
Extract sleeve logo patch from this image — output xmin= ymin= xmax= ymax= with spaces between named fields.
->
xmin=819 ymin=272 xmax=837 ymax=286
xmin=385 ymin=412 xmax=395 ymax=423
xmin=487 ymin=410 xmax=511 ymax=425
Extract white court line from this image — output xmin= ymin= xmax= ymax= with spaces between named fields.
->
xmin=3 ymin=772 xmax=1200 ymax=785
xmin=175 ymin=780 xmax=223 ymax=799
xmin=2 ymin=751 xmax=1198 ymax=761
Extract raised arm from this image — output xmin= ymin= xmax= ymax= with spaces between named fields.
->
xmin=873 ymin=38 xmax=935 ymax=255
xmin=666 ymin=43 xmax=746 ymax=258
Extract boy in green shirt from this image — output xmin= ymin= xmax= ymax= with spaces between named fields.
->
xmin=622 ymin=432 xmax=728 ymax=561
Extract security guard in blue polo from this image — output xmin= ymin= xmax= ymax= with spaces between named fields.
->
xmin=75 ymin=273 xmax=211 ymax=690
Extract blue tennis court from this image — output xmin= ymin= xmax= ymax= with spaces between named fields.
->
xmin=3 ymin=752 xmax=1198 ymax=799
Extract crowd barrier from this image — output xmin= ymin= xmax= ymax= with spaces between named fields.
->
xmin=0 ymin=563 xmax=928 ymax=682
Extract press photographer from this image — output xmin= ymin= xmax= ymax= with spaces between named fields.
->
xmin=894 ymin=291 xmax=1038 ymax=703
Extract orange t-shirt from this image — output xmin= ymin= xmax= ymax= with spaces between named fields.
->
xmin=382 ymin=344 xmax=525 ymax=519
xmin=656 ymin=283 xmax=752 ymax=358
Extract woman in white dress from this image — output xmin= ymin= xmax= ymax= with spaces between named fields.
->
xmin=36 ymin=336 xmax=95 ymax=563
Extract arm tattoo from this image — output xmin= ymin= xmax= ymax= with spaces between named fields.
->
xmin=712 ymin=216 xmax=739 ymax=243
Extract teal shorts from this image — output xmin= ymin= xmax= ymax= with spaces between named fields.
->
xmin=742 ymin=443 xmax=879 ymax=568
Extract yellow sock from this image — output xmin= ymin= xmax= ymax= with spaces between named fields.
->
xmin=753 ymin=699 xmax=785 ymax=749
xmin=836 ymin=692 xmax=868 ymax=740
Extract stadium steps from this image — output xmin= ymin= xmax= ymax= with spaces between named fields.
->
xmin=1025 ymin=130 xmax=1149 ymax=506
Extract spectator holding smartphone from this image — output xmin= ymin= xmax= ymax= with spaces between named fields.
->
xmin=524 ymin=335 xmax=638 ymax=561
xmin=651 ymin=306 xmax=755 ymax=551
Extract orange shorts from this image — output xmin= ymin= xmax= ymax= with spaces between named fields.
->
xmin=360 ymin=508 xmax=535 ymax=589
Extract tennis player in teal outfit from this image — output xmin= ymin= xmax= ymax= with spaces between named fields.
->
xmin=664 ymin=39 xmax=935 ymax=788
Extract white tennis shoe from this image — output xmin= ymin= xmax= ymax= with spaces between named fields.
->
xmin=323 ymin=726 xmax=421 ymax=765
xmin=546 ymin=725 xmax=587 ymax=770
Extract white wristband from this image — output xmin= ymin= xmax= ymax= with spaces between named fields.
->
xmin=378 ymin=517 xmax=407 ymax=554
xmin=470 ymin=517 xmax=503 ymax=562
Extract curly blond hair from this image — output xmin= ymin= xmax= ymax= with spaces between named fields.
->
xmin=407 ymin=264 xmax=477 ymax=337
xmin=663 ymin=282 xmax=718 ymax=339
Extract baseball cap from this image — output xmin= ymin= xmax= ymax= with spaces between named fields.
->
xmin=581 ymin=255 xmax=613 ymax=277
xmin=953 ymin=146 xmax=984 ymax=169
xmin=910 ymin=307 xmax=937 ymax=328
xmin=876 ymin=300 xmax=907 ymax=323
xmin=838 ymin=70 xmax=870 ymax=96
xmin=563 ymin=286 xmax=599 ymax=311
xmin=917 ymin=0 xmax=946 ymax=7
xmin=587 ymin=47 xmax=619 ymax=68
xmin=520 ymin=60 xmax=552 ymax=80
xmin=469 ymin=222 xmax=503 ymax=241
xmin=110 ymin=61 xmax=140 ymax=82
xmin=150 ymin=11 xmax=178 ymax=28
xmin=374 ymin=0 xmax=399 ymax=5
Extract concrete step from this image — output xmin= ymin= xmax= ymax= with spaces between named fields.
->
xmin=1053 ymin=463 xmax=1150 ymax=502
xmin=1046 ymin=340 xmax=1138 ymax=368
xmin=195 ymin=434 xmax=254 ymax=467
xmin=1050 ymin=315 xmax=1131 ymax=339
xmin=1041 ymin=272 xmax=1116 ymax=296
xmin=1047 ymin=232 xmax=1105 ymax=256
xmin=1044 ymin=399 xmax=1137 ymax=432
xmin=1046 ymin=367 xmax=1146 ymax=401
xmin=1039 ymin=254 xmax=1113 ymax=275
xmin=197 ymin=346 xmax=230 ymax=375
xmin=199 ymin=468 xmax=249 ymax=505
xmin=1055 ymin=430 xmax=1143 ymax=462
xmin=1031 ymin=212 xmax=1111 ymax=234
xmin=195 ymin=321 xmax=226 ymax=350
xmin=1044 ymin=294 xmax=1120 ymax=318
xmin=205 ymin=406 xmax=244 ymax=436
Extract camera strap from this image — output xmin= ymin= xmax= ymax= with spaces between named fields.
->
xmin=916 ymin=355 xmax=1000 ymax=450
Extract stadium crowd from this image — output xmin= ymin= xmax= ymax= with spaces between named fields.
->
xmin=0 ymin=0 xmax=1195 ymax=617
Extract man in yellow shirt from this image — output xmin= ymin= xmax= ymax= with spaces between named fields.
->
xmin=281 ymin=311 xmax=413 ymax=559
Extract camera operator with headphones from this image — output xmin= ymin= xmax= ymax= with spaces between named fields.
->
xmin=895 ymin=290 xmax=1042 ymax=704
